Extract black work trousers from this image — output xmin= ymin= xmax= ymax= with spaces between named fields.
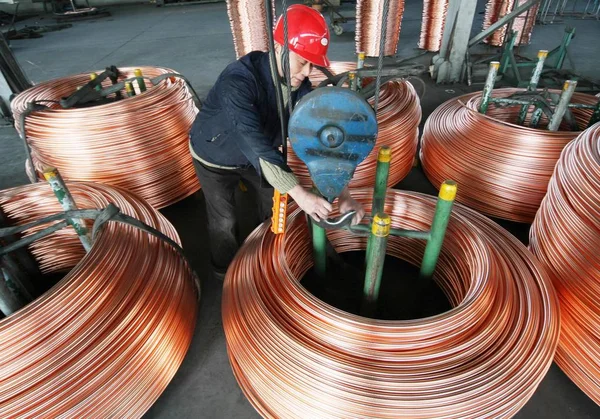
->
xmin=193 ymin=158 xmax=274 ymax=275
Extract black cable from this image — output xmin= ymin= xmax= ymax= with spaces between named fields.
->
xmin=265 ymin=0 xmax=289 ymax=164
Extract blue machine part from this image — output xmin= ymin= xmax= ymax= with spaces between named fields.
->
xmin=288 ymin=87 xmax=378 ymax=200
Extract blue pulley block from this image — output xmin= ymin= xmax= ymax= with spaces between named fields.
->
xmin=288 ymin=87 xmax=378 ymax=201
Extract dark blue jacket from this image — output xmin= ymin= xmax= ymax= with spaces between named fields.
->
xmin=189 ymin=51 xmax=312 ymax=173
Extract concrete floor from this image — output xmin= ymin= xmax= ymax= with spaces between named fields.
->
xmin=1 ymin=1 xmax=599 ymax=418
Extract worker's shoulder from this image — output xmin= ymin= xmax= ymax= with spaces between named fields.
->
xmin=220 ymin=51 xmax=267 ymax=82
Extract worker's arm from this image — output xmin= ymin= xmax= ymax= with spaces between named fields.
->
xmin=338 ymin=187 xmax=365 ymax=225
xmin=220 ymin=74 xmax=331 ymax=221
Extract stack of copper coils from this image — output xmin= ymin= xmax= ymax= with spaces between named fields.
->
xmin=420 ymin=88 xmax=597 ymax=222
xmin=0 ymin=181 xmax=198 ymax=417
xmin=291 ymin=63 xmax=421 ymax=189
xmin=223 ymin=188 xmax=560 ymax=418
xmin=483 ymin=0 xmax=539 ymax=46
xmin=11 ymin=66 xmax=199 ymax=209
xmin=356 ymin=0 xmax=406 ymax=56
xmin=419 ymin=0 xmax=449 ymax=52
xmin=530 ymin=123 xmax=600 ymax=404
xmin=226 ymin=0 xmax=275 ymax=58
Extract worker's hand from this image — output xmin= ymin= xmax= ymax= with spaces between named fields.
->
xmin=338 ymin=187 xmax=365 ymax=225
xmin=288 ymin=185 xmax=332 ymax=222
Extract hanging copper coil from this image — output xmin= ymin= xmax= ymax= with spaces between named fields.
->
xmin=419 ymin=0 xmax=449 ymax=52
xmin=222 ymin=187 xmax=560 ymax=418
xmin=483 ymin=0 xmax=539 ymax=46
xmin=356 ymin=0 xmax=406 ymax=57
xmin=530 ymin=123 xmax=600 ymax=404
xmin=0 ymin=181 xmax=199 ymax=417
xmin=11 ymin=67 xmax=200 ymax=209
xmin=226 ymin=0 xmax=275 ymax=58
xmin=420 ymin=88 xmax=597 ymax=223
xmin=292 ymin=63 xmax=420 ymax=190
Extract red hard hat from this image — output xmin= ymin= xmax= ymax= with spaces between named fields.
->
xmin=273 ymin=4 xmax=330 ymax=68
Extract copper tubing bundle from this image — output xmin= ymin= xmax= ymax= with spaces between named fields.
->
xmin=420 ymin=88 xmax=597 ymax=223
xmin=356 ymin=0 xmax=406 ymax=57
xmin=419 ymin=0 xmax=449 ymax=52
xmin=293 ymin=64 xmax=421 ymax=189
xmin=11 ymin=66 xmax=199 ymax=209
xmin=309 ymin=62 xmax=360 ymax=87
xmin=222 ymin=188 xmax=560 ymax=418
xmin=530 ymin=123 xmax=600 ymax=404
xmin=226 ymin=0 xmax=275 ymax=58
xmin=0 ymin=181 xmax=199 ymax=417
xmin=483 ymin=0 xmax=539 ymax=46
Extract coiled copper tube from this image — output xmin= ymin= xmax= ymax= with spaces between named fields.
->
xmin=222 ymin=188 xmax=560 ymax=418
xmin=530 ymin=123 xmax=600 ymax=404
xmin=226 ymin=0 xmax=275 ymax=58
xmin=420 ymin=88 xmax=597 ymax=222
xmin=419 ymin=0 xmax=449 ymax=52
xmin=11 ymin=67 xmax=200 ymax=209
xmin=483 ymin=0 xmax=539 ymax=46
xmin=293 ymin=64 xmax=421 ymax=189
xmin=356 ymin=0 xmax=406 ymax=57
xmin=0 ymin=181 xmax=199 ymax=418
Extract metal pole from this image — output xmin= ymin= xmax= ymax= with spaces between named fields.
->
xmin=529 ymin=50 xmax=549 ymax=91
xmin=312 ymin=220 xmax=327 ymax=278
xmin=479 ymin=62 xmax=499 ymax=114
xmin=125 ymin=81 xmax=136 ymax=97
xmin=361 ymin=213 xmax=391 ymax=316
xmin=586 ymin=99 xmax=600 ymax=128
xmin=349 ymin=71 xmax=358 ymax=91
xmin=42 ymin=168 xmax=93 ymax=252
xmin=548 ymin=80 xmax=577 ymax=131
xmin=530 ymin=105 xmax=544 ymax=128
xmin=420 ymin=180 xmax=457 ymax=281
xmin=356 ymin=51 xmax=365 ymax=89
xmin=134 ymin=69 xmax=147 ymax=93
xmin=365 ymin=147 xmax=391 ymax=266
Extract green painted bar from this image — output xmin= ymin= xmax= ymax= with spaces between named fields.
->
xmin=420 ymin=180 xmax=457 ymax=281
xmin=43 ymin=168 xmax=93 ymax=252
xmin=479 ymin=62 xmax=500 ymax=114
xmin=361 ymin=213 xmax=391 ymax=316
xmin=366 ymin=147 xmax=391 ymax=266
xmin=134 ymin=69 xmax=147 ymax=92
xmin=312 ymin=220 xmax=327 ymax=278
xmin=530 ymin=106 xmax=544 ymax=128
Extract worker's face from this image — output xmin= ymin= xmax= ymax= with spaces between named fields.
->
xmin=275 ymin=44 xmax=312 ymax=88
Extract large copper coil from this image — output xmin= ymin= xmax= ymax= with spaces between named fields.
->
xmin=309 ymin=62 xmax=360 ymax=87
xmin=420 ymin=88 xmax=597 ymax=223
xmin=226 ymin=0 xmax=275 ymax=58
xmin=11 ymin=66 xmax=199 ymax=209
xmin=419 ymin=0 xmax=449 ymax=52
xmin=0 ymin=181 xmax=199 ymax=417
xmin=530 ymin=123 xmax=600 ymax=404
xmin=222 ymin=188 xmax=559 ymax=418
xmin=356 ymin=0 xmax=406 ymax=57
xmin=292 ymin=64 xmax=421 ymax=190
xmin=483 ymin=0 xmax=539 ymax=46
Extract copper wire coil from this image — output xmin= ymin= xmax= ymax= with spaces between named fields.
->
xmin=309 ymin=62 xmax=361 ymax=87
xmin=0 ymin=181 xmax=199 ymax=417
xmin=11 ymin=66 xmax=200 ymax=209
xmin=530 ymin=123 xmax=600 ymax=404
xmin=294 ymin=64 xmax=421 ymax=190
xmin=420 ymin=88 xmax=597 ymax=223
xmin=419 ymin=0 xmax=449 ymax=52
xmin=356 ymin=0 xmax=406 ymax=57
xmin=483 ymin=0 xmax=539 ymax=46
xmin=222 ymin=187 xmax=560 ymax=418
xmin=226 ymin=0 xmax=275 ymax=58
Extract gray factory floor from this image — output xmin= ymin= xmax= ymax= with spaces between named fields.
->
xmin=0 ymin=1 xmax=599 ymax=418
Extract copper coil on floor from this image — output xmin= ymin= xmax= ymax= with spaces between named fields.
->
xmin=0 ymin=181 xmax=199 ymax=417
xmin=530 ymin=123 xmax=600 ymax=404
xmin=292 ymin=65 xmax=421 ymax=190
xmin=356 ymin=0 xmax=406 ymax=57
xmin=419 ymin=0 xmax=449 ymax=52
xmin=309 ymin=62 xmax=361 ymax=87
xmin=222 ymin=187 xmax=560 ymax=418
xmin=420 ymin=88 xmax=597 ymax=223
xmin=11 ymin=66 xmax=200 ymax=209
xmin=483 ymin=0 xmax=539 ymax=46
xmin=226 ymin=0 xmax=275 ymax=58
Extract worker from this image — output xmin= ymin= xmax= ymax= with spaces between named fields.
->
xmin=189 ymin=4 xmax=365 ymax=281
